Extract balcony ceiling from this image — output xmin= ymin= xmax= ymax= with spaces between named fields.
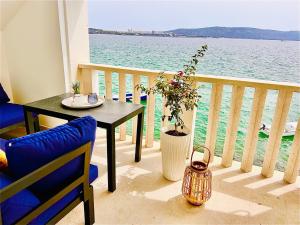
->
xmin=0 ymin=1 xmax=24 ymax=30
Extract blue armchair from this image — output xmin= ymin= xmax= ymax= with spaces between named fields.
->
xmin=0 ymin=83 xmax=39 ymax=134
xmin=0 ymin=116 xmax=98 ymax=225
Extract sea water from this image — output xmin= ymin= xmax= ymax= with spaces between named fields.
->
xmin=90 ymin=34 xmax=300 ymax=171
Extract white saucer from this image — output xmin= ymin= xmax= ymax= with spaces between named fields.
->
xmin=61 ymin=95 xmax=104 ymax=109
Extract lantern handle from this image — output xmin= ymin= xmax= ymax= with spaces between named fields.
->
xmin=190 ymin=146 xmax=211 ymax=167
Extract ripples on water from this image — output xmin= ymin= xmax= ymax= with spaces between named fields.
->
xmin=90 ymin=34 xmax=300 ymax=171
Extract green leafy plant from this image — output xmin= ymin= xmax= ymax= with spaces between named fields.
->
xmin=72 ymin=81 xmax=80 ymax=95
xmin=137 ymin=45 xmax=208 ymax=136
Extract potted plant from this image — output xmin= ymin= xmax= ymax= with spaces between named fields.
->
xmin=72 ymin=81 xmax=81 ymax=102
xmin=72 ymin=81 xmax=80 ymax=95
xmin=137 ymin=45 xmax=208 ymax=181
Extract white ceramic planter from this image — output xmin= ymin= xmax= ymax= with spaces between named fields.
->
xmin=160 ymin=125 xmax=191 ymax=181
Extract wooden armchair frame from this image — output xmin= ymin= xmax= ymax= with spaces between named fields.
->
xmin=0 ymin=142 xmax=95 ymax=225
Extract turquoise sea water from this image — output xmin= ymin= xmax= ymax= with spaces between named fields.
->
xmin=90 ymin=34 xmax=300 ymax=171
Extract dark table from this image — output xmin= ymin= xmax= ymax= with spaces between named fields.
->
xmin=24 ymin=93 xmax=144 ymax=192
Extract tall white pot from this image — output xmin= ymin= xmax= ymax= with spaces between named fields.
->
xmin=160 ymin=125 xmax=191 ymax=181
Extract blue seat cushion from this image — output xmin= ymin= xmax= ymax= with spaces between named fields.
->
xmin=5 ymin=116 xmax=97 ymax=199
xmin=1 ymin=164 xmax=98 ymax=225
xmin=0 ymin=172 xmax=41 ymax=225
xmin=30 ymin=186 xmax=80 ymax=225
xmin=0 ymin=103 xmax=38 ymax=129
xmin=89 ymin=164 xmax=98 ymax=183
xmin=31 ymin=164 xmax=98 ymax=225
xmin=0 ymin=84 xmax=10 ymax=104
xmin=0 ymin=103 xmax=25 ymax=129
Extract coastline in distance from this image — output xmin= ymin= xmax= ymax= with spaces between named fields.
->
xmin=89 ymin=26 xmax=300 ymax=41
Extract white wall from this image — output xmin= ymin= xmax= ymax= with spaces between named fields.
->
xmin=0 ymin=1 xmax=24 ymax=30
xmin=0 ymin=0 xmax=90 ymax=127
xmin=63 ymin=0 xmax=90 ymax=90
xmin=0 ymin=30 xmax=13 ymax=100
xmin=3 ymin=1 xmax=66 ymax=104
xmin=0 ymin=0 xmax=24 ymax=101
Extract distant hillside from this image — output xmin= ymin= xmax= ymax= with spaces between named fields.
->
xmin=168 ymin=27 xmax=300 ymax=41
xmin=88 ymin=28 xmax=175 ymax=37
xmin=89 ymin=27 xmax=300 ymax=41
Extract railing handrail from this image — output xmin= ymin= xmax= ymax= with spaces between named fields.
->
xmin=78 ymin=63 xmax=300 ymax=92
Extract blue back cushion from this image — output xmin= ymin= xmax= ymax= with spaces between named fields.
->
xmin=0 ymin=83 xmax=10 ymax=104
xmin=5 ymin=116 xmax=97 ymax=199
xmin=0 ymin=138 xmax=7 ymax=151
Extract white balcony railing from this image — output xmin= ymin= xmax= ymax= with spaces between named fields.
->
xmin=77 ymin=63 xmax=300 ymax=184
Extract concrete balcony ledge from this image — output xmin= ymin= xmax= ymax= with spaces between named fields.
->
xmin=59 ymin=129 xmax=300 ymax=225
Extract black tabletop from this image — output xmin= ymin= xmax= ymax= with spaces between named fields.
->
xmin=24 ymin=93 xmax=144 ymax=128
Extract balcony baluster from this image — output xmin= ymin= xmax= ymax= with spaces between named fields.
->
xmin=119 ymin=72 xmax=127 ymax=141
xmin=104 ymin=71 xmax=112 ymax=100
xmin=204 ymin=83 xmax=223 ymax=163
xmin=145 ymin=76 xmax=156 ymax=147
xmin=132 ymin=74 xmax=141 ymax=144
xmin=221 ymin=85 xmax=245 ymax=167
xmin=262 ymin=89 xmax=293 ymax=177
xmin=284 ymin=118 xmax=300 ymax=183
xmin=241 ymin=88 xmax=267 ymax=172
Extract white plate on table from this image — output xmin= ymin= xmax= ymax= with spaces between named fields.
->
xmin=61 ymin=95 xmax=104 ymax=109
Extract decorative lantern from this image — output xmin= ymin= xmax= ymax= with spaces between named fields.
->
xmin=182 ymin=146 xmax=212 ymax=206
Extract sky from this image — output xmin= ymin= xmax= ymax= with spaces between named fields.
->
xmin=88 ymin=0 xmax=300 ymax=31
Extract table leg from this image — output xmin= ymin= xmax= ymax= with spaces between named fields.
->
xmin=106 ymin=126 xmax=116 ymax=192
xmin=33 ymin=116 xmax=40 ymax=132
xmin=24 ymin=110 xmax=36 ymax=134
xmin=135 ymin=111 xmax=144 ymax=162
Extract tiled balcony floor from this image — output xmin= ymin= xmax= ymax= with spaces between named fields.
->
xmin=2 ymin=127 xmax=298 ymax=224
xmin=56 ymin=128 xmax=300 ymax=225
